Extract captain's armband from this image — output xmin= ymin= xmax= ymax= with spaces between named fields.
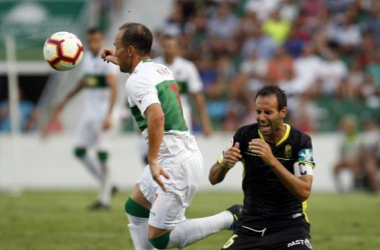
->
xmin=293 ymin=162 xmax=314 ymax=177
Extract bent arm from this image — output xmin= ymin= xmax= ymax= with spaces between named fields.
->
xmin=209 ymin=162 xmax=230 ymax=185
xmin=269 ymin=159 xmax=313 ymax=202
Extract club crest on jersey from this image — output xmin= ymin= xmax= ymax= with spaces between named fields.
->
xmin=285 ymin=144 xmax=292 ymax=158
xmin=298 ymin=149 xmax=313 ymax=163
xmin=85 ymin=76 xmax=97 ymax=86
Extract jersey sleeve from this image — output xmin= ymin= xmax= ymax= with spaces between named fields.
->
xmin=296 ymin=134 xmax=315 ymax=168
xmin=186 ymin=62 xmax=203 ymax=93
xmin=128 ymin=77 xmax=160 ymax=118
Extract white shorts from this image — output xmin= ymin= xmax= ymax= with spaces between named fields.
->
xmin=137 ymin=149 xmax=204 ymax=229
xmin=74 ymin=116 xmax=110 ymax=150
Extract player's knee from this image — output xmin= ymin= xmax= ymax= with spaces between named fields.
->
xmin=74 ymin=148 xmax=86 ymax=159
xmin=97 ymin=151 xmax=108 ymax=163
xmin=125 ymin=197 xmax=150 ymax=218
xmin=148 ymin=232 xmax=171 ymax=249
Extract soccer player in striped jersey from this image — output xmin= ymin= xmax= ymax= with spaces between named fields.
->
xmin=53 ymin=28 xmax=119 ymax=210
xmin=102 ymin=22 xmax=240 ymax=249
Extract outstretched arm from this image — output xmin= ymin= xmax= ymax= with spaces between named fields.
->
xmin=53 ymin=79 xmax=86 ymax=119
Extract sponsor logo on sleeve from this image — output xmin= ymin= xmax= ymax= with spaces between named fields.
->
xmin=298 ymin=149 xmax=313 ymax=163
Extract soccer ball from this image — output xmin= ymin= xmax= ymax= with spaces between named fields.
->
xmin=43 ymin=31 xmax=84 ymax=71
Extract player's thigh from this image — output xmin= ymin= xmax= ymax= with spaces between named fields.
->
xmin=136 ymin=164 xmax=158 ymax=204
xmin=93 ymin=119 xmax=111 ymax=151
xmin=74 ymin=117 xmax=93 ymax=147
xmin=149 ymin=152 xmax=203 ymax=229
xmin=271 ymin=223 xmax=312 ymax=250
xmin=221 ymin=232 xmax=262 ymax=250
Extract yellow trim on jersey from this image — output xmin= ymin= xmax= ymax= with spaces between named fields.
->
xmin=245 ymin=151 xmax=294 ymax=161
xmin=258 ymin=123 xmax=291 ymax=146
xmin=302 ymin=201 xmax=309 ymax=222
xmin=276 ymin=124 xmax=291 ymax=146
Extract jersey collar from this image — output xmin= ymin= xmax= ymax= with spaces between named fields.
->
xmin=258 ymin=123 xmax=291 ymax=146
xmin=133 ymin=58 xmax=152 ymax=74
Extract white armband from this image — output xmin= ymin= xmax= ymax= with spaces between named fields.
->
xmin=293 ymin=162 xmax=314 ymax=177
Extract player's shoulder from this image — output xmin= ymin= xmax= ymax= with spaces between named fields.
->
xmin=288 ymin=124 xmax=313 ymax=144
xmin=128 ymin=60 xmax=173 ymax=84
xmin=176 ymin=56 xmax=197 ymax=68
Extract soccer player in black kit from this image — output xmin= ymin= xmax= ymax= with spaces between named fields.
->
xmin=209 ymin=86 xmax=315 ymax=250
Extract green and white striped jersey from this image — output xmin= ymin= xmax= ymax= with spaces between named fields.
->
xmin=126 ymin=59 xmax=188 ymax=133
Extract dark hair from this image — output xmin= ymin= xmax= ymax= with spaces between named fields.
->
xmin=87 ymin=27 xmax=102 ymax=35
xmin=119 ymin=22 xmax=153 ymax=56
xmin=255 ymin=85 xmax=287 ymax=111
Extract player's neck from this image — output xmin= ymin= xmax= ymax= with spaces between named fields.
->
xmin=265 ymin=124 xmax=286 ymax=144
xmin=131 ymin=56 xmax=151 ymax=72
xmin=164 ymin=55 xmax=175 ymax=65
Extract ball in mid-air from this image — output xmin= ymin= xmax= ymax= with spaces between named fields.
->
xmin=43 ymin=31 xmax=84 ymax=71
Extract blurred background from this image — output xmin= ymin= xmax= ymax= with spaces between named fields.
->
xmin=0 ymin=0 xmax=380 ymax=249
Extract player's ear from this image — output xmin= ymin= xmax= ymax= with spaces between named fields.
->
xmin=280 ymin=107 xmax=287 ymax=119
xmin=128 ymin=46 xmax=134 ymax=56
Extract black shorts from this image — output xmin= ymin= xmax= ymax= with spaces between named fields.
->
xmin=221 ymin=222 xmax=312 ymax=250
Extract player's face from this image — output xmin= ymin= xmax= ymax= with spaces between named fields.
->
xmin=114 ymin=30 xmax=132 ymax=73
xmin=87 ymin=32 xmax=104 ymax=54
xmin=255 ymin=94 xmax=287 ymax=137
xmin=162 ymin=39 xmax=178 ymax=58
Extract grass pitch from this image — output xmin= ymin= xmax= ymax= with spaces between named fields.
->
xmin=0 ymin=191 xmax=379 ymax=250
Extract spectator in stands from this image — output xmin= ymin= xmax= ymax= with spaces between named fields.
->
xmin=207 ymin=1 xmax=238 ymax=39
xmin=363 ymin=2 xmax=380 ymax=42
xmin=332 ymin=13 xmax=362 ymax=53
xmin=292 ymin=42 xmax=323 ymax=97
xmin=244 ymin=0 xmax=280 ymax=21
xmin=262 ymin=9 xmax=292 ymax=45
xmin=234 ymin=10 xmax=260 ymax=47
xmin=239 ymin=49 xmax=268 ymax=82
xmin=241 ymin=24 xmax=276 ymax=60
xmin=338 ymin=60 xmax=365 ymax=99
xmin=279 ymin=0 xmax=299 ymax=22
xmin=333 ymin=115 xmax=361 ymax=193
xmin=266 ymin=46 xmax=294 ymax=85
xmin=318 ymin=49 xmax=348 ymax=96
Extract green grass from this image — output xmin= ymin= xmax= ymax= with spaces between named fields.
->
xmin=0 ymin=191 xmax=379 ymax=250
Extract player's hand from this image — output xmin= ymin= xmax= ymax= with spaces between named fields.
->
xmin=203 ymin=123 xmax=212 ymax=137
xmin=101 ymin=48 xmax=119 ymax=65
xmin=149 ymin=161 xmax=170 ymax=193
xmin=249 ymin=139 xmax=276 ymax=166
xmin=103 ymin=114 xmax=112 ymax=130
xmin=221 ymin=142 xmax=242 ymax=169
xmin=52 ymin=100 xmax=65 ymax=120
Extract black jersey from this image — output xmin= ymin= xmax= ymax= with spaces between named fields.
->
xmin=230 ymin=123 xmax=315 ymax=228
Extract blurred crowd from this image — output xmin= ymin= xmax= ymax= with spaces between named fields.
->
xmin=151 ymin=0 xmax=380 ymax=133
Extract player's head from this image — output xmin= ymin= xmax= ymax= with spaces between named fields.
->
xmin=86 ymin=27 xmax=104 ymax=54
xmin=254 ymin=86 xmax=287 ymax=137
xmin=161 ymin=34 xmax=179 ymax=59
xmin=115 ymin=22 xmax=153 ymax=73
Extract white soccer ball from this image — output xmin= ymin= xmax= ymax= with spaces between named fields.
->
xmin=43 ymin=31 xmax=84 ymax=71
